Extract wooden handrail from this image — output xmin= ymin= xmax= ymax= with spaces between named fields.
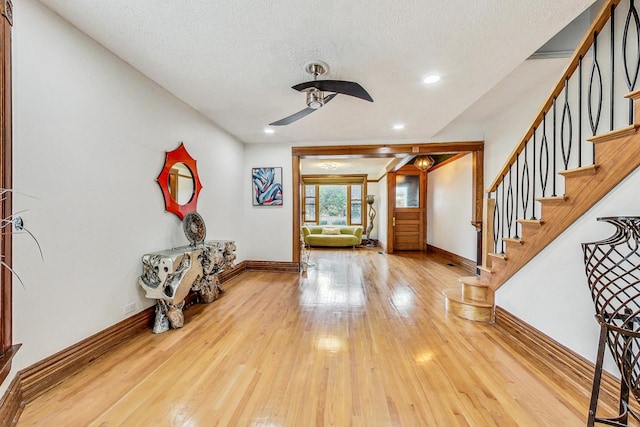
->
xmin=487 ymin=0 xmax=621 ymax=193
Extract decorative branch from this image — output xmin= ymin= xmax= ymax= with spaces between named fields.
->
xmin=0 ymin=189 xmax=44 ymax=288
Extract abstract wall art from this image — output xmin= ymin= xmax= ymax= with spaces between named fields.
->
xmin=252 ymin=167 xmax=283 ymax=206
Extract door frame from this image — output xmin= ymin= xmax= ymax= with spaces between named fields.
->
xmin=0 ymin=0 xmax=16 ymax=386
xmin=291 ymin=141 xmax=484 ymax=263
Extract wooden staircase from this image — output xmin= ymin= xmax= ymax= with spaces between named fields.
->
xmin=443 ymin=90 xmax=640 ymax=322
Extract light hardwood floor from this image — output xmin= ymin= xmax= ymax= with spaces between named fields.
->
xmin=18 ymin=248 xmax=605 ymax=426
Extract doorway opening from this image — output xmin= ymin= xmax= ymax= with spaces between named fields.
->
xmin=291 ymin=142 xmax=484 ymax=263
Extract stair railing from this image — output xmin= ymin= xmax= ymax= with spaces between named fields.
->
xmin=485 ymin=0 xmax=640 ymax=260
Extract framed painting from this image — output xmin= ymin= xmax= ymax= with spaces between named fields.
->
xmin=252 ymin=167 xmax=283 ymax=206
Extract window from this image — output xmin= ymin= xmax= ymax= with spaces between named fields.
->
xmin=350 ymin=185 xmax=362 ymax=224
xmin=304 ymin=185 xmax=317 ymax=223
xmin=302 ymin=175 xmax=366 ymax=227
xmin=319 ymin=185 xmax=347 ymax=225
xmin=395 ymin=174 xmax=420 ymax=208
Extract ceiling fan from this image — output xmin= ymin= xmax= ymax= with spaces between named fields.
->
xmin=269 ymin=61 xmax=374 ymax=126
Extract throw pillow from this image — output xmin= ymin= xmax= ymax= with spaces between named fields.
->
xmin=321 ymin=227 xmax=341 ymax=235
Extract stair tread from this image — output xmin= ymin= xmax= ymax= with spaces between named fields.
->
xmin=536 ymin=195 xmax=567 ymax=203
xmin=558 ymin=164 xmax=599 ymax=178
xmin=624 ymin=89 xmax=640 ymax=100
xmin=459 ymin=276 xmax=488 ymax=287
xmin=488 ymin=252 xmax=507 ymax=260
xmin=478 ymin=265 xmax=493 ymax=274
xmin=442 ymin=288 xmax=493 ymax=308
xmin=587 ymin=124 xmax=639 ymax=144
xmin=502 ymin=237 xmax=523 ymax=244
xmin=517 ymin=219 xmax=544 ymax=226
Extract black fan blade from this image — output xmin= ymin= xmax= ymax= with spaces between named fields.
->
xmin=292 ymin=80 xmax=373 ymax=102
xmin=269 ymin=107 xmax=315 ymax=126
xmin=269 ymin=94 xmax=337 ymax=126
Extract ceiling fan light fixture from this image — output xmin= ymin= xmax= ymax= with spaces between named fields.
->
xmin=306 ymin=89 xmax=324 ymax=109
xmin=269 ymin=61 xmax=372 ymax=126
xmin=414 ymin=155 xmax=434 ymax=171
xmin=320 ymin=162 xmax=339 ymax=170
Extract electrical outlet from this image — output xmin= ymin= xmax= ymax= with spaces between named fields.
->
xmin=123 ymin=302 xmax=136 ymax=315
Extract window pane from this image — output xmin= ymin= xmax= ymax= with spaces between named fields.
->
xmin=305 ymin=199 xmax=316 ymax=222
xmin=305 ymin=185 xmax=316 ymax=197
xmin=396 ymin=175 xmax=420 ymax=208
xmin=350 ymin=185 xmax=361 ymax=200
xmin=351 ymin=201 xmax=361 ymax=224
xmin=319 ymin=185 xmax=347 ymax=225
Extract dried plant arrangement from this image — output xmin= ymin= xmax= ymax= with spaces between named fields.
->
xmin=0 ymin=189 xmax=42 ymax=288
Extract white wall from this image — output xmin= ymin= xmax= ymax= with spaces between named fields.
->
xmin=497 ymin=170 xmax=640 ymax=372
xmin=243 ymin=143 xmax=293 ymax=261
xmin=427 ymin=154 xmax=476 ymax=261
xmin=8 ymin=0 xmax=246 ymax=390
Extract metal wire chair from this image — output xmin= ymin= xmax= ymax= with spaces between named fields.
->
xmin=583 ymin=217 xmax=640 ymax=426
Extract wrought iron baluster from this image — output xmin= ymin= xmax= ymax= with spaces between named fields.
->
xmin=501 ymin=178 xmax=505 ymax=254
xmin=561 ymin=78 xmax=573 ymax=170
xmin=552 ymin=97 xmax=557 ymax=197
xmin=540 ymin=114 xmax=549 ymax=197
xmin=492 ymin=192 xmax=500 ymax=254
xmin=515 ymin=155 xmax=520 ymax=239
xmin=579 ymin=56 xmax=583 ymax=168
xmin=506 ymin=166 xmax=514 ymax=238
xmin=624 ymin=0 xmax=640 ymax=125
xmin=522 ymin=143 xmax=530 ymax=221
xmin=611 ymin=4 xmax=615 ymax=133
xmin=589 ymin=32 xmax=603 ymax=166
xmin=531 ymin=128 xmax=537 ymax=220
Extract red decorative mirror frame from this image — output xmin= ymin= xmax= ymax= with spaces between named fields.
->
xmin=156 ymin=142 xmax=203 ymax=220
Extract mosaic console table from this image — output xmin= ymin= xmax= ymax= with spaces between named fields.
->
xmin=138 ymin=240 xmax=236 ymax=333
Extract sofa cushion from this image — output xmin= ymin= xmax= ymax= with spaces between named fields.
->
xmin=321 ymin=227 xmax=341 ymax=235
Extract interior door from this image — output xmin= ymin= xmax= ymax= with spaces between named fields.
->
xmin=387 ymin=167 xmax=426 ymax=252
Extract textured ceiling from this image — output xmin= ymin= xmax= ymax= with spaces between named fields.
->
xmin=37 ymin=0 xmax=596 ymax=145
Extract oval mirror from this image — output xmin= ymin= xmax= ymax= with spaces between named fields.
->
xmin=157 ymin=142 xmax=203 ymax=219
xmin=168 ymin=162 xmax=195 ymax=205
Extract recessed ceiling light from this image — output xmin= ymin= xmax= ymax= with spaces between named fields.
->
xmin=393 ymin=124 xmax=405 ymax=130
xmin=423 ymin=74 xmax=441 ymax=84
xmin=264 ymin=128 xmax=275 ymax=134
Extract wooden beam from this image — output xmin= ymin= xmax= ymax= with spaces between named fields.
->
xmin=292 ymin=141 xmax=484 ymax=158
xmin=386 ymin=155 xmax=413 ymax=173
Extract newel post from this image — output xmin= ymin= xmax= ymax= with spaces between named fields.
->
xmin=481 ymin=196 xmax=495 ymax=271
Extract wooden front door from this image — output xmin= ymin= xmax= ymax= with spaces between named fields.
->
xmin=388 ymin=167 xmax=426 ymax=252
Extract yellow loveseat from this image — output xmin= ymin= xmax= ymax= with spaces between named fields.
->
xmin=302 ymin=225 xmax=363 ymax=248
